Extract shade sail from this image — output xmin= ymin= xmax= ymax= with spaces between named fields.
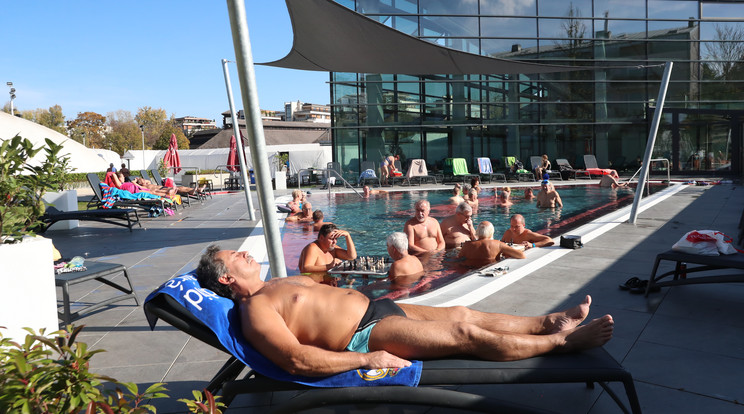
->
xmin=261 ymin=0 xmax=583 ymax=75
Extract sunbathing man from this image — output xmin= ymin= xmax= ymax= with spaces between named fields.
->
xmin=536 ymin=180 xmax=563 ymax=208
xmin=386 ymin=232 xmax=425 ymax=288
xmin=403 ymin=199 xmax=445 ymax=256
xmin=500 ymin=214 xmax=554 ymax=250
xmin=196 ymin=245 xmax=614 ymax=376
xmin=311 ymin=209 xmax=330 ymax=231
xmin=440 ymin=202 xmax=477 ymax=248
xmin=286 ymin=202 xmax=313 ymax=223
xmin=447 ymin=184 xmax=465 ymax=206
xmin=459 ymin=221 xmax=525 ymax=267
xmin=298 ymin=223 xmax=357 ymax=273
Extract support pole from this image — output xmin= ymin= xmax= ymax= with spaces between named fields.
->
xmin=226 ymin=0 xmax=287 ymax=277
xmin=629 ymin=61 xmax=673 ymax=224
xmin=222 ymin=58 xmax=256 ymax=221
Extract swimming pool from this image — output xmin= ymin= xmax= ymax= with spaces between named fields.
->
xmin=281 ymin=184 xmax=664 ymax=299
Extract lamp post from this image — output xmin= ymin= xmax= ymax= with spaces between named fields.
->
xmin=6 ymin=82 xmax=15 ymax=116
xmin=139 ymin=125 xmax=146 ymax=169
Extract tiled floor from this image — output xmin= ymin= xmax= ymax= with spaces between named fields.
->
xmin=41 ymin=179 xmax=744 ymax=413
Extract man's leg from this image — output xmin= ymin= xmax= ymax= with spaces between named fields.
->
xmin=398 ymin=295 xmax=592 ymax=335
xmin=368 ymin=314 xmax=613 ymax=362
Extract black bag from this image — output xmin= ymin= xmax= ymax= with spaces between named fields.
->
xmin=560 ymin=235 xmax=583 ymax=249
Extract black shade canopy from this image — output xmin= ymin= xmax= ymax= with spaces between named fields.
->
xmin=261 ymin=0 xmax=585 ymax=75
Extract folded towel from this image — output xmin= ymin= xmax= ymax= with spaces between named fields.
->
xmin=145 ymin=272 xmax=422 ymax=388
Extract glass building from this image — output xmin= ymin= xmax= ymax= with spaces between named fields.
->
xmin=329 ymin=0 xmax=744 ymax=177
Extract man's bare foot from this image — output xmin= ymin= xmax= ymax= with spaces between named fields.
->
xmin=560 ymin=315 xmax=614 ymax=352
xmin=543 ymin=295 xmax=591 ymax=334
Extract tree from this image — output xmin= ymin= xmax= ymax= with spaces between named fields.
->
xmin=13 ymin=105 xmax=67 ymax=134
xmin=135 ymin=107 xmax=168 ymax=148
xmin=68 ymin=111 xmax=107 ymax=148
xmin=704 ymin=24 xmax=744 ymax=81
xmin=152 ymin=125 xmax=189 ymax=150
xmin=106 ymin=110 xmax=141 ymax=155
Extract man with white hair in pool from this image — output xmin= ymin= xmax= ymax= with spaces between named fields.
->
xmin=459 ymin=221 xmax=525 ymax=267
xmin=403 ymin=199 xmax=445 ymax=256
xmin=196 ymin=245 xmax=614 ymax=376
xmin=298 ymin=223 xmax=357 ymax=273
xmin=387 ymin=232 xmax=424 ymax=279
xmin=440 ymin=202 xmax=477 ymax=248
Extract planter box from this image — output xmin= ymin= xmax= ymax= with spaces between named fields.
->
xmin=0 ymin=237 xmax=58 ymax=342
xmin=274 ymin=172 xmax=287 ymax=190
xmin=43 ymin=189 xmax=78 ymax=230
xmin=182 ymin=173 xmax=228 ymax=190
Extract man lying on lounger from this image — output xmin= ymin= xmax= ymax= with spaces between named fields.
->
xmin=196 ymin=245 xmax=614 ymax=376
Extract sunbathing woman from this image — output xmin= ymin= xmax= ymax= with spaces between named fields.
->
xmin=134 ymin=176 xmax=205 ymax=197
xmin=105 ymin=172 xmax=156 ymax=196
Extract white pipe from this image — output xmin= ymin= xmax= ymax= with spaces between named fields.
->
xmin=222 ymin=58 xmax=256 ymax=221
xmin=629 ymin=62 xmax=673 ymax=224
xmin=226 ymin=0 xmax=287 ymax=277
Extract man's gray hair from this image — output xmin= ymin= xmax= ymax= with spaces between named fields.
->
xmin=455 ymin=201 xmax=472 ymax=214
xmin=415 ymin=199 xmax=430 ymax=209
xmin=196 ymin=245 xmax=234 ymax=299
xmin=387 ymin=232 xmax=409 ymax=254
xmin=476 ymin=221 xmax=494 ymax=240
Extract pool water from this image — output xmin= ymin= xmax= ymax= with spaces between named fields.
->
xmin=281 ymin=184 xmax=663 ymax=299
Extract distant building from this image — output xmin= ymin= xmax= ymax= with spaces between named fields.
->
xmin=284 ymin=101 xmax=331 ymax=123
xmin=174 ymin=116 xmax=217 ymax=137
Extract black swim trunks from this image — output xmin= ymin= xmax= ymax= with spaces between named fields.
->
xmin=346 ymin=299 xmax=406 ymax=353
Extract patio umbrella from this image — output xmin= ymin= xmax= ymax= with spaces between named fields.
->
xmin=163 ymin=133 xmax=181 ymax=174
xmin=227 ymin=134 xmax=249 ymax=172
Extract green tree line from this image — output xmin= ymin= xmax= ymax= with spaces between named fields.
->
xmin=1 ymin=104 xmax=191 ymax=155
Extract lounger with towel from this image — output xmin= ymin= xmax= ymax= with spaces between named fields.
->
xmin=475 ymin=157 xmax=506 ymax=183
xmin=403 ymin=159 xmax=438 ymax=185
xmin=144 ymin=273 xmax=642 ymax=413
xmin=443 ymin=158 xmax=478 ymax=184
xmin=645 ymin=249 xmax=744 ymax=296
xmin=583 ymin=155 xmax=617 ymax=178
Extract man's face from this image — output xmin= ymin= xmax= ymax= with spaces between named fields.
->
xmin=363 ymin=186 xmax=370 ymax=196
xmin=319 ymin=232 xmax=338 ymax=250
xmin=510 ymin=218 xmax=525 ymax=235
xmin=216 ymin=250 xmax=260 ymax=282
xmin=414 ymin=203 xmax=430 ymax=222
xmin=457 ymin=210 xmax=472 ymax=225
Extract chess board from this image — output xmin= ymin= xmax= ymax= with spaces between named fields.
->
xmin=328 ymin=255 xmax=391 ymax=276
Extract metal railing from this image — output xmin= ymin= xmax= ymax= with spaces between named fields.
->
xmin=297 ymin=168 xmax=362 ymax=197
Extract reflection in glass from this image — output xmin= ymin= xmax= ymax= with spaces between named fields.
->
xmin=420 ymin=0 xmax=477 ymax=15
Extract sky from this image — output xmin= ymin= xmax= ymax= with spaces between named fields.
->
xmin=1 ymin=1 xmax=329 ymax=124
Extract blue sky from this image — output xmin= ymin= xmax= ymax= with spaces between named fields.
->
xmin=1 ymin=1 xmax=329 ymax=123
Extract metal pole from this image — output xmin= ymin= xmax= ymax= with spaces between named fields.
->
xmin=226 ymin=0 xmax=287 ymax=278
xmin=629 ymin=61 xmax=673 ymax=224
xmin=140 ymin=125 xmax=146 ymax=169
xmin=222 ymin=58 xmax=256 ymax=221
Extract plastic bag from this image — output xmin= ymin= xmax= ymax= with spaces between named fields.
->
xmin=671 ymin=230 xmax=738 ymax=256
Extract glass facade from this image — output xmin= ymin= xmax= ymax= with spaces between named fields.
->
xmin=330 ymin=0 xmax=744 ymax=178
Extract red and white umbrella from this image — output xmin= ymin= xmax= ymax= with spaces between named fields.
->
xmin=163 ymin=133 xmax=181 ymax=174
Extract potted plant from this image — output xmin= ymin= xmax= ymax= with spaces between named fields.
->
xmin=0 ymin=135 xmax=72 ymax=342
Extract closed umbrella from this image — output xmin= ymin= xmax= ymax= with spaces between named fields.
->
xmin=163 ymin=133 xmax=181 ymax=174
xmin=226 ymin=134 xmax=248 ymax=172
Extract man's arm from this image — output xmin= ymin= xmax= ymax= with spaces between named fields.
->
xmin=499 ymin=242 xmax=526 ymax=259
xmin=433 ymin=220 xmax=446 ymax=251
xmin=553 ymin=192 xmax=563 ymax=207
xmin=299 ymin=244 xmax=338 ymax=273
xmin=333 ymin=230 xmax=357 ymax=260
xmin=526 ymin=231 xmax=554 ymax=248
xmin=500 ymin=229 xmax=512 ymax=243
xmin=243 ymin=302 xmax=410 ymax=376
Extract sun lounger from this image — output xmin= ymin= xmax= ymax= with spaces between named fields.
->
xmin=144 ymin=273 xmax=641 ymax=413
xmin=85 ymin=173 xmax=169 ymax=213
xmin=555 ymin=158 xmax=591 ymax=180
xmin=529 ymin=156 xmax=563 ymax=181
xmin=40 ymin=206 xmax=141 ymax=232
xmin=583 ymin=155 xmax=617 ymax=178
xmin=148 ymin=168 xmax=201 ymax=205
xmin=475 ymin=157 xmax=506 ymax=183
xmin=403 ymin=159 xmax=437 ymax=185
xmin=358 ymin=160 xmax=381 ymax=187
xmin=443 ymin=158 xmax=478 ymax=184
xmin=502 ymin=156 xmax=533 ymax=182
xmin=645 ymin=249 xmax=744 ymax=296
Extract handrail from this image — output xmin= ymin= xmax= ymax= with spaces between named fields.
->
xmin=297 ymin=168 xmax=362 ymax=198
xmin=627 ymin=158 xmax=670 ymax=184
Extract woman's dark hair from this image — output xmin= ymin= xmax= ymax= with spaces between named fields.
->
xmin=196 ymin=245 xmax=234 ymax=299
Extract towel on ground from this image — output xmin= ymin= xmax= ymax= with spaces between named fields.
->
xmin=144 ymin=272 xmax=422 ymax=388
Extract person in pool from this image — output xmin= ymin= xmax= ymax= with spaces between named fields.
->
xmin=386 ymin=232 xmax=424 ymax=282
xmin=536 ymin=180 xmax=562 ymax=208
xmin=404 ymin=199 xmax=445 ymax=256
xmin=286 ymin=202 xmax=313 ymax=223
xmin=362 ymin=185 xmax=385 ymax=198
xmin=440 ymin=202 xmax=477 ymax=248
xmin=459 ymin=221 xmax=525 ymax=267
xmin=311 ymin=209 xmax=330 ymax=231
xmin=298 ymin=223 xmax=357 ymax=273
xmin=196 ymin=245 xmax=614 ymax=376
xmin=500 ymin=214 xmax=554 ymax=250
xmin=287 ymin=189 xmax=306 ymax=215
xmin=447 ymin=184 xmax=465 ymax=206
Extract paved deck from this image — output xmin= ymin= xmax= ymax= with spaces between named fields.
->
xmin=41 ymin=179 xmax=744 ymax=413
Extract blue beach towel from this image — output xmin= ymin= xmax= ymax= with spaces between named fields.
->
xmin=145 ymin=272 xmax=422 ymax=388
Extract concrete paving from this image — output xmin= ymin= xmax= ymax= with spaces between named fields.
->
xmin=41 ymin=178 xmax=744 ymax=413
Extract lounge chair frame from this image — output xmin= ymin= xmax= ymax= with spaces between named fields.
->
xmin=474 ymin=157 xmax=506 ymax=183
xmin=144 ymin=293 xmax=642 ymax=413
xmin=555 ymin=159 xmax=591 ymax=180
xmin=442 ymin=158 xmax=479 ymax=184
xmin=645 ymin=249 xmax=744 ymax=296
xmin=40 ymin=206 xmax=141 ymax=232
xmin=529 ymin=156 xmax=563 ymax=182
xmin=358 ymin=160 xmax=381 ymax=187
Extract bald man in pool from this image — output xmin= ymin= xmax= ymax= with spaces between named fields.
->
xmin=196 ymin=245 xmax=614 ymax=377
